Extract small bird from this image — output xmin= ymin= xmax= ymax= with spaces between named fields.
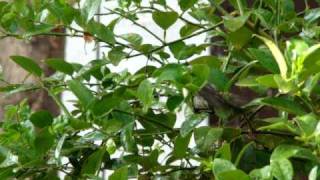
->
xmin=194 ymin=84 xmax=244 ymax=125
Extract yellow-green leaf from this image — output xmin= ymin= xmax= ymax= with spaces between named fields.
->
xmin=254 ymin=35 xmax=288 ymax=79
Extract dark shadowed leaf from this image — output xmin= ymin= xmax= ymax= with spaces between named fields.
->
xmin=166 ymin=95 xmax=184 ymax=111
xmin=173 ymin=133 xmax=191 ymax=158
xmin=30 ymin=110 xmax=53 ymax=128
xmin=179 ymin=0 xmax=198 ymax=10
xmin=81 ymin=148 xmax=105 ymax=176
xmin=34 ymin=128 xmax=55 ymax=154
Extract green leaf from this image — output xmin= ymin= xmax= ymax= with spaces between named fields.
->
xmin=137 ymin=79 xmax=153 ymax=112
xmin=173 ymin=133 xmax=191 ymax=158
xmin=121 ymin=123 xmax=137 ymax=152
xmin=212 ymin=158 xmax=236 ymax=178
xmin=81 ymin=0 xmax=102 ymax=22
xmin=67 ymin=80 xmax=94 ymax=108
xmin=299 ymin=44 xmax=320 ymax=79
xmin=179 ymin=0 xmax=199 ymax=11
xmin=194 ymin=127 xmax=223 ymax=152
xmin=108 ymin=47 xmax=127 ymax=66
xmin=180 ymin=23 xmax=200 ymax=37
xmin=169 ymin=41 xmax=187 ymax=60
xmin=271 ymin=158 xmax=293 ymax=180
xmin=155 ymin=64 xmax=185 ymax=83
xmin=208 ymin=69 xmax=229 ymax=91
xmin=215 ymin=143 xmax=232 ymax=161
xmin=189 ymin=56 xmax=221 ymax=69
xmin=120 ymin=33 xmax=143 ymax=46
xmin=55 ymin=134 xmax=67 ymax=165
xmin=0 ymin=167 xmax=15 ymax=179
xmin=271 ymin=144 xmax=317 ymax=161
xmin=109 ymin=166 xmax=128 ymax=180
xmin=191 ymin=64 xmax=210 ymax=88
xmin=30 ymin=110 xmax=53 ymax=128
xmin=152 ymin=11 xmax=178 ymax=30
xmin=256 ymin=74 xmax=278 ymax=88
xmin=286 ymin=39 xmax=309 ymax=62
xmin=236 ymin=76 xmax=259 ymax=87
xmin=34 ymin=128 xmax=55 ymax=154
xmin=303 ymin=73 xmax=320 ymax=96
xmin=258 ymin=121 xmax=299 ymax=134
xmin=0 ymin=149 xmax=6 ymax=165
xmin=86 ymin=21 xmax=115 ymax=44
xmin=169 ymin=41 xmax=207 ymax=60
xmin=273 ymin=75 xmax=296 ymax=93
xmin=309 ymin=166 xmax=318 ymax=180
xmin=295 ymin=113 xmax=318 ymax=136
xmin=166 ymin=95 xmax=184 ymax=111
xmin=254 ymin=35 xmax=288 ymax=79
xmin=259 ymin=97 xmax=306 ymax=115
xmin=234 ymin=141 xmax=254 ymax=167
xmin=48 ymin=2 xmax=76 ymax=25
xmin=139 ymin=111 xmax=176 ymax=132
xmin=10 ymin=56 xmax=42 ymax=77
xmin=218 ymin=170 xmax=250 ymax=180
xmin=81 ymin=148 xmax=105 ymax=176
xmin=91 ymin=95 xmax=121 ymax=116
xmin=248 ymin=48 xmax=280 ymax=74
xmin=223 ymin=13 xmax=250 ymax=32
xmin=305 ymin=8 xmax=320 ymax=23
xmin=249 ymin=166 xmax=272 ymax=180
xmin=46 ymin=58 xmax=74 ymax=75
xmin=180 ymin=114 xmax=205 ymax=137
xmin=227 ymin=27 xmax=252 ymax=50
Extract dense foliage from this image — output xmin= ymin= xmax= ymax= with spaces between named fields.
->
xmin=1 ymin=0 xmax=320 ymax=179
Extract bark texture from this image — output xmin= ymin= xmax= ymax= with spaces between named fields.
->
xmin=0 ymin=35 xmax=64 ymax=117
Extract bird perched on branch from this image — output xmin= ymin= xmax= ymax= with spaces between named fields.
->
xmin=193 ymin=84 xmax=244 ymax=126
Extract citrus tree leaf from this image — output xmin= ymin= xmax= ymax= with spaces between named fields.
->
xmin=81 ymin=0 xmax=102 ymax=22
xmin=46 ymin=58 xmax=74 ymax=75
xmin=254 ymin=35 xmax=288 ymax=79
xmin=30 ymin=110 xmax=53 ymax=128
xmin=81 ymin=148 xmax=105 ymax=176
xmin=10 ymin=56 xmax=43 ymax=77
xmin=137 ymin=79 xmax=153 ymax=112
xmin=152 ymin=11 xmax=179 ymax=30
xmin=67 ymin=80 xmax=94 ymax=108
